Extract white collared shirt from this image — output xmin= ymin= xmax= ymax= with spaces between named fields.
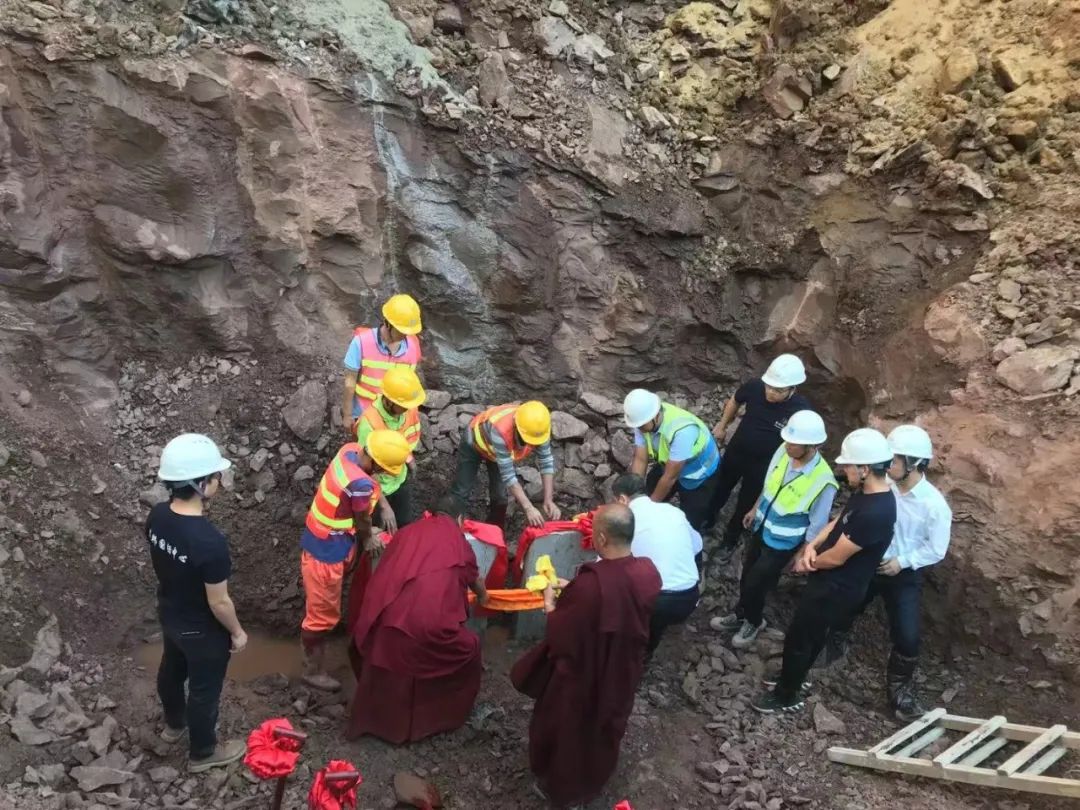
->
xmin=888 ymin=477 xmax=953 ymax=570
xmin=628 ymin=495 xmax=701 ymax=592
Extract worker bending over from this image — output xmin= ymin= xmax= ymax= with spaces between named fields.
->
xmin=711 ymin=410 xmax=837 ymax=650
xmin=355 ymin=367 xmax=426 ymax=533
xmin=752 ymin=429 xmax=896 ymax=714
xmin=342 ymin=294 xmax=423 ymax=432
xmin=611 ymin=473 xmax=702 ymax=657
xmin=710 ymin=354 xmax=812 ymax=562
xmin=828 ymin=425 xmax=953 ymax=721
xmin=511 ymin=504 xmax=661 ymax=807
xmin=451 ymin=401 xmax=561 ymax=530
xmin=623 ymin=389 xmax=721 ymax=532
xmin=347 ymin=496 xmax=489 ymax=743
xmin=299 ymin=431 xmax=412 ymax=692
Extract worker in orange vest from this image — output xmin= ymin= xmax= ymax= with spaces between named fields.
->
xmin=355 ymin=367 xmax=426 ymax=534
xmin=299 ymin=430 xmax=412 ymax=692
xmin=451 ymin=401 xmax=562 ymax=530
xmin=341 ymin=294 xmax=423 ymax=433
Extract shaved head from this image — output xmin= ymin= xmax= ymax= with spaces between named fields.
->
xmin=595 ymin=503 xmax=634 ymax=549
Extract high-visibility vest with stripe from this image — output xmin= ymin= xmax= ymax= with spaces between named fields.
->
xmin=356 ymin=399 xmax=421 ymax=452
xmin=470 ymin=404 xmax=532 ymax=463
xmin=753 ymin=452 xmax=837 ymax=550
xmin=642 ymin=403 xmax=710 ymax=464
xmin=352 ymin=327 xmax=422 ymax=405
xmin=304 ymin=443 xmax=382 ymax=541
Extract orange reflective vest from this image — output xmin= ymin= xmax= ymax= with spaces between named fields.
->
xmin=352 ymin=327 xmax=422 ymax=405
xmin=358 ymin=400 xmax=421 ymax=452
xmin=470 ymin=404 xmax=533 ymax=463
xmin=304 ymin=443 xmax=382 ymax=541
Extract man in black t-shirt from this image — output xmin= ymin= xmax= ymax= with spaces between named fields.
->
xmin=752 ymin=428 xmax=896 ymax=714
xmin=148 ymin=434 xmax=249 ymax=772
xmin=709 ymin=354 xmax=811 ymax=562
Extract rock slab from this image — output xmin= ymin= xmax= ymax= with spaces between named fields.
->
xmin=995 ymin=347 xmax=1074 ymax=394
xmin=282 ymin=381 xmax=327 ymax=442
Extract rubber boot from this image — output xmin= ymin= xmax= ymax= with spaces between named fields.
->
xmin=486 ymin=502 xmax=508 ymax=532
xmin=300 ymin=630 xmax=341 ymax=692
xmin=886 ymin=651 xmax=925 ymax=722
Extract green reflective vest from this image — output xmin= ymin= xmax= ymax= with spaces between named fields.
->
xmin=643 ymin=403 xmax=709 ymax=464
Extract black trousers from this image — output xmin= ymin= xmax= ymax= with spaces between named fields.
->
xmin=736 ymin=532 xmax=800 ymax=626
xmin=709 ymin=447 xmax=772 ymax=543
xmin=157 ymin=624 xmax=231 ymax=758
xmin=381 ymin=476 xmax=414 ymax=529
xmin=777 ymin=581 xmax=860 ymax=701
xmin=834 ymin=569 xmax=923 ymax=658
xmin=648 ymin=585 xmax=700 ymax=655
xmin=644 ymin=464 xmax=720 ymax=532
xmin=451 ymin=431 xmax=510 ymax=526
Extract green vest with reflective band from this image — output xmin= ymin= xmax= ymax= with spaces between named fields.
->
xmin=753 ymin=452 xmax=837 ymax=551
xmin=643 ymin=403 xmax=709 ymax=464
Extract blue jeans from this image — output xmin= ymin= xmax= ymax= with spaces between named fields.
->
xmin=834 ymin=569 xmax=922 ymax=658
xmin=157 ymin=625 xmax=231 ymax=758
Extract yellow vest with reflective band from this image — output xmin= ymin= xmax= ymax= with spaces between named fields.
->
xmin=643 ymin=403 xmax=709 ymax=464
xmin=352 ymin=327 xmax=422 ymax=404
xmin=753 ymin=452 xmax=837 ymax=550
xmin=471 ymin=404 xmax=532 ymax=463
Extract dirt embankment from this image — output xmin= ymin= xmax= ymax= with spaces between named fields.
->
xmin=1 ymin=0 xmax=1080 ymax=808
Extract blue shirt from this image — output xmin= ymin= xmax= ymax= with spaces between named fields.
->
xmin=343 ymin=329 xmax=410 ymax=419
xmin=633 ymin=423 xmax=720 ymax=490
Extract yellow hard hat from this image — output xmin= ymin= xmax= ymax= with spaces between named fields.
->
xmin=380 ymin=366 xmax=426 ymax=409
xmin=365 ymin=430 xmax=411 ymax=476
xmin=515 ymin=401 xmax=551 ymax=446
xmin=381 ymin=294 xmax=422 ymax=335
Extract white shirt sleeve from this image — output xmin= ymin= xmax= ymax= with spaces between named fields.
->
xmin=899 ymin=496 xmax=953 ymax=570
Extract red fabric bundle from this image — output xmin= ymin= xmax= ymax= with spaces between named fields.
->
xmin=308 ymin=760 xmax=362 ymax=810
xmin=512 ymin=512 xmax=596 ymax=584
xmin=243 ymin=718 xmax=302 ymax=780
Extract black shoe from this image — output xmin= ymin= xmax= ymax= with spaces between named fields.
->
xmin=752 ymin=690 xmax=805 ymax=714
xmin=762 ymin=673 xmax=812 ymax=694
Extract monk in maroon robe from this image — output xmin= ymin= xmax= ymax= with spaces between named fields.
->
xmin=346 ymin=496 xmax=489 ymax=743
xmin=511 ymin=503 xmax=661 ymax=808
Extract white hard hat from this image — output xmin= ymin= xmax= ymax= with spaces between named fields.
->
xmin=834 ymin=428 xmax=893 ymax=466
xmin=780 ymin=410 xmax=827 ymax=445
xmin=158 ymin=434 xmax=232 ymax=482
xmin=623 ymin=389 xmax=662 ymax=428
xmin=888 ymin=425 xmax=933 ymax=460
xmin=761 ymin=353 xmax=807 ymax=388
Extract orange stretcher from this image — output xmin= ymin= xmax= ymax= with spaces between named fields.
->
xmin=467 ymin=589 xmax=545 ymax=612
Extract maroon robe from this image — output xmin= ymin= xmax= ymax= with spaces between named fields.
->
xmin=346 ymin=513 xmax=481 ymax=743
xmin=510 ymin=555 xmax=661 ymax=808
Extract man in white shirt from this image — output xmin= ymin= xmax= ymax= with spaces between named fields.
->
xmin=828 ymin=424 xmax=953 ymax=721
xmin=611 ymin=473 xmax=701 ymax=658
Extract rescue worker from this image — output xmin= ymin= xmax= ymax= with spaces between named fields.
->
xmin=709 ymin=354 xmax=812 ymax=563
xmin=299 ymin=430 xmax=412 ymax=692
xmin=827 ymin=425 xmax=953 ymax=721
xmin=623 ymin=389 xmax=721 ymax=532
xmin=451 ymin=401 xmax=562 ymax=531
xmin=710 ymin=410 xmax=837 ymax=649
xmin=354 ymin=366 xmax=426 ymax=534
xmin=341 ymin=294 xmax=423 ymax=433
xmin=752 ymin=429 xmax=896 ymax=714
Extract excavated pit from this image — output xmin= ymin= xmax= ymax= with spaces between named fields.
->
xmin=2 ymin=0 xmax=1080 ymax=807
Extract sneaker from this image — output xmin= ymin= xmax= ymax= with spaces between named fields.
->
xmin=188 ymin=740 xmax=246 ymax=773
xmin=751 ymin=690 xmax=805 ymax=714
xmin=731 ymin=619 xmax=765 ymax=649
xmin=761 ymin=672 xmax=813 ymax=694
xmin=709 ymin=613 xmax=741 ymax=632
xmin=160 ymin=725 xmax=186 ymax=744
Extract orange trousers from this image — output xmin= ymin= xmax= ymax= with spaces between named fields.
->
xmin=300 ymin=548 xmax=356 ymax=633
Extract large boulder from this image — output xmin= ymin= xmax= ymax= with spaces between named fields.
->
xmin=581 ymin=391 xmax=622 ymax=417
xmin=282 ymin=381 xmax=327 ymax=442
xmin=995 ymin=347 xmax=1074 ymax=394
xmin=551 ymin=411 xmax=589 ymax=441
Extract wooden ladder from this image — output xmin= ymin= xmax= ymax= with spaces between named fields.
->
xmin=828 ymin=709 xmax=1080 ymax=799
